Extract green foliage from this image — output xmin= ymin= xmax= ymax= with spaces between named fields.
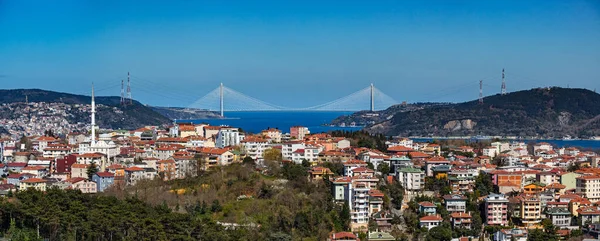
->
xmin=243 ymin=156 xmax=255 ymax=166
xmin=387 ymin=181 xmax=404 ymax=209
xmin=329 ymin=130 xmax=388 ymax=152
xmin=386 ymin=87 xmax=600 ymax=137
xmin=475 ymin=173 xmax=495 ymax=196
xmin=425 ymin=177 xmax=451 ymax=194
xmin=263 ymin=148 xmax=282 ymax=162
xmin=567 ymin=162 xmax=581 ymax=172
xmin=377 ymin=162 xmax=391 ymax=175
xmin=322 ymin=161 xmax=344 ymax=176
xmin=0 ymin=162 xmax=352 ymax=240
xmin=86 ymin=162 xmax=99 ymax=180
xmin=528 ymin=219 xmax=559 ymax=241
xmin=426 ymin=223 xmax=452 ymax=241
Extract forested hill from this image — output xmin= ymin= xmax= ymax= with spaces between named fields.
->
xmin=366 ymin=87 xmax=600 ymax=138
xmin=0 ymin=89 xmax=170 ymax=129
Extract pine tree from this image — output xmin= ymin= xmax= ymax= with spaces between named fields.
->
xmin=86 ymin=162 xmax=99 ymax=180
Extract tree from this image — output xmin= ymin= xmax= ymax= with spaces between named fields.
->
xmin=263 ymin=148 xmax=282 ymax=162
xmin=377 ymin=162 xmax=390 ymax=175
xmin=86 ymin=162 xmax=99 ymax=180
xmin=242 ymin=156 xmax=255 ymax=166
xmin=475 ymin=173 xmax=495 ymax=196
xmin=426 ymin=223 xmax=452 ymax=241
xmin=567 ymin=162 xmax=581 ymax=172
xmin=301 ymin=159 xmax=311 ymax=168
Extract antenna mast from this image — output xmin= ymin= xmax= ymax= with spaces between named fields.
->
xmin=120 ymin=79 xmax=125 ymax=105
xmin=479 ymin=80 xmax=483 ymax=104
xmin=501 ymin=68 xmax=506 ymax=95
xmin=127 ymin=72 xmax=132 ymax=105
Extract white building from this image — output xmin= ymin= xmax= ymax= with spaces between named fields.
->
xmin=576 ymin=175 xmax=600 ymax=202
xmin=281 ymin=141 xmax=305 ymax=160
xmin=241 ymin=137 xmax=270 ymax=162
xmin=484 ymin=193 xmax=509 ymax=226
xmin=483 ymin=146 xmax=499 ymax=158
xmin=494 ymin=229 xmax=528 ymax=241
xmin=215 ymin=128 xmax=243 ymax=148
xmin=491 ymin=142 xmax=510 ymax=154
xmin=396 ymin=167 xmax=425 ymax=193
xmin=386 ymin=138 xmax=413 ymax=148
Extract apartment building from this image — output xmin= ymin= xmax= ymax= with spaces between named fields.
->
xmin=484 ymin=193 xmax=509 ymax=226
xmin=576 ymin=175 xmax=600 ymax=202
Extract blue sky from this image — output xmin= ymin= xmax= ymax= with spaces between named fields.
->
xmin=0 ymin=0 xmax=599 ymax=108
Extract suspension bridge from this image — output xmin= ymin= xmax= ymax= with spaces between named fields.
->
xmin=188 ymin=83 xmax=398 ymax=115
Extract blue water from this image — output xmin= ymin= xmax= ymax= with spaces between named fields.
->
xmin=183 ymin=111 xmax=362 ymax=134
xmin=412 ymin=138 xmax=600 ymax=150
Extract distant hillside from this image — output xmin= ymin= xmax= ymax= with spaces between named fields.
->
xmin=0 ymin=89 xmax=170 ymax=129
xmin=365 ymin=87 xmax=600 ymax=138
xmin=151 ymin=107 xmax=222 ymax=120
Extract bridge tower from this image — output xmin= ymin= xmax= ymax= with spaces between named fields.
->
xmin=220 ymin=83 xmax=224 ymax=117
xmin=370 ymin=83 xmax=374 ymax=112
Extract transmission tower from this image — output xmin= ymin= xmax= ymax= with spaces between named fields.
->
xmin=120 ymin=79 xmax=125 ymax=105
xmin=127 ymin=72 xmax=132 ymax=105
xmin=501 ymin=68 xmax=506 ymax=95
xmin=479 ymin=80 xmax=483 ymax=104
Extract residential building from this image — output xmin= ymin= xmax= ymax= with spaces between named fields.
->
xmin=308 ymin=167 xmax=334 ymax=181
xmin=215 ymin=128 xmax=242 ymax=148
xmin=66 ymin=177 xmax=97 ymax=193
xmin=332 ymin=176 xmax=351 ymax=202
xmin=92 ymin=172 xmax=115 ymax=192
xmin=576 ymin=175 xmax=600 ymax=202
xmin=484 ymin=193 xmax=509 ymax=226
xmin=290 ymin=126 xmax=310 ymax=140
xmin=444 ymin=194 xmax=467 ymax=213
xmin=241 ymin=137 xmax=269 ymax=162
xmin=71 ymin=164 xmax=89 ymax=179
xmin=450 ymin=212 xmax=472 ymax=229
xmin=419 ymin=215 xmax=443 ymax=230
xmin=578 ymin=206 xmax=600 ymax=224
xmin=519 ymin=195 xmax=542 ymax=227
xmin=19 ymin=178 xmax=47 ymax=191
xmin=328 ymin=232 xmax=359 ymax=241
xmin=396 ymin=167 xmax=425 ymax=193
xmin=418 ymin=202 xmax=437 ymax=216
xmin=494 ymin=229 xmax=528 ymax=241
xmin=281 ymin=141 xmax=305 ymax=160
xmin=546 ymin=207 xmax=571 ymax=227
xmin=560 ymin=172 xmax=581 ymax=190
xmin=260 ymin=128 xmax=282 ymax=143
xmin=424 ymin=157 xmax=450 ymax=177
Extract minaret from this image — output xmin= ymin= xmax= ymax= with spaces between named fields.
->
xmin=91 ymin=83 xmax=96 ymax=145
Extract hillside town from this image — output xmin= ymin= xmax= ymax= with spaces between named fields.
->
xmin=0 ymin=101 xmax=120 ymax=138
xmin=0 ymin=91 xmax=599 ymax=241
xmin=2 ymin=114 xmax=600 ymax=240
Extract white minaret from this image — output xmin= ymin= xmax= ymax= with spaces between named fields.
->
xmin=91 ymin=83 xmax=96 ymax=145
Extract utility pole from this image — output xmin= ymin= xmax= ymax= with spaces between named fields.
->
xmin=220 ymin=83 xmax=224 ymax=117
xmin=127 ymin=72 xmax=132 ymax=105
xmin=479 ymin=80 xmax=483 ymax=104
xmin=501 ymin=68 xmax=506 ymax=95
xmin=370 ymin=83 xmax=374 ymax=112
